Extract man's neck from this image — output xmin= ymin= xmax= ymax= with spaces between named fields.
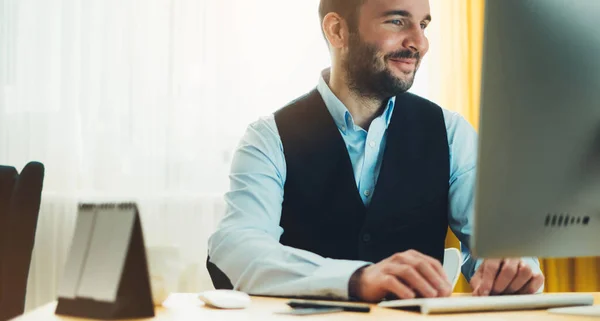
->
xmin=327 ymin=68 xmax=386 ymax=131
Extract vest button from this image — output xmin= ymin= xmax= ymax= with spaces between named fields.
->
xmin=362 ymin=233 xmax=371 ymax=242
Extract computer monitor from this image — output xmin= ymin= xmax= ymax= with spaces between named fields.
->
xmin=472 ymin=0 xmax=600 ymax=259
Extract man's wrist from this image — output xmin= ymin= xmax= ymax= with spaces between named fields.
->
xmin=348 ymin=265 xmax=369 ymax=301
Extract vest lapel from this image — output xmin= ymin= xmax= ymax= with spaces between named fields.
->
xmin=283 ymin=89 xmax=365 ymax=211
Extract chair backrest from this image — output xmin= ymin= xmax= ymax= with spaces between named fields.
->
xmin=206 ymin=255 xmax=234 ymax=290
xmin=0 ymin=166 xmax=18 ymax=256
xmin=0 ymin=166 xmax=18 ymax=306
xmin=0 ymin=162 xmax=45 ymax=321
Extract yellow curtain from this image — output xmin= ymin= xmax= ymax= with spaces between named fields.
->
xmin=541 ymin=258 xmax=600 ymax=292
xmin=431 ymin=0 xmax=600 ymax=294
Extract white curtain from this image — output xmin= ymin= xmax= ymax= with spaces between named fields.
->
xmin=1 ymin=0 xmax=441 ymax=311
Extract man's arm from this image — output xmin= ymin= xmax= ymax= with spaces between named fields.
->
xmin=208 ymin=116 xmax=369 ymax=299
xmin=443 ymin=111 xmax=544 ymax=292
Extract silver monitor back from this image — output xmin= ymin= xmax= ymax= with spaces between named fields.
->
xmin=472 ymin=0 xmax=600 ymax=258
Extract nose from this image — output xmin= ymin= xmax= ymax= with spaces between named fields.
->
xmin=402 ymin=26 xmax=428 ymax=54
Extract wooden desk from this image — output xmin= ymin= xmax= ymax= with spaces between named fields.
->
xmin=14 ymin=293 xmax=600 ymax=321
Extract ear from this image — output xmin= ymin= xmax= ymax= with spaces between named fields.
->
xmin=322 ymin=12 xmax=350 ymax=49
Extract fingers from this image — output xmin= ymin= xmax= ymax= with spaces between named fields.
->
xmin=505 ymin=262 xmax=533 ymax=294
xmin=360 ymin=251 xmax=453 ymax=302
xmin=472 ymin=259 xmax=543 ymax=296
xmin=393 ymin=251 xmax=451 ymax=296
xmin=517 ymin=273 xmax=545 ymax=294
xmin=470 ymin=267 xmax=483 ymax=292
xmin=474 ymin=259 xmax=502 ymax=296
xmin=385 ymin=263 xmax=438 ymax=298
xmin=413 ymin=251 xmax=452 ymax=292
xmin=413 ymin=259 xmax=452 ymax=297
xmin=492 ymin=259 xmax=520 ymax=294
xmin=382 ymin=275 xmax=416 ymax=300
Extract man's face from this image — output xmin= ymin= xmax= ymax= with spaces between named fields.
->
xmin=343 ymin=0 xmax=431 ymax=100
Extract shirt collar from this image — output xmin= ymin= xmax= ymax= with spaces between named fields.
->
xmin=316 ymin=69 xmax=396 ymax=133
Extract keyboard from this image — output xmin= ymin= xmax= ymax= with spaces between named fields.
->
xmin=549 ymin=305 xmax=600 ymax=317
xmin=378 ymin=293 xmax=594 ymax=314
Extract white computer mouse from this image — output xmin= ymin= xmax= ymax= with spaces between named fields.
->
xmin=198 ymin=290 xmax=252 ymax=309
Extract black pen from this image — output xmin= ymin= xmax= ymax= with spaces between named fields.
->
xmin=287 ymin=299 xmax=371 ymax=313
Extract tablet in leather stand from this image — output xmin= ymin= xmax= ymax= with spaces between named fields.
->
xmin=55 ymin=203 xmax=154 ymax=320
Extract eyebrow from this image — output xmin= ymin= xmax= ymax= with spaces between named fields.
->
xmin=381 ymin=10 xmax=432 ymax=22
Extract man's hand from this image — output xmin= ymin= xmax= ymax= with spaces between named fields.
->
xmin=350 ymin=250 xmax=453 ymax=302
xmin=470 ymin=259 xmax=544 ymax=296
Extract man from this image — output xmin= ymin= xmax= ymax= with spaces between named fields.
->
xmin=207 ymin=0 xmax=544 ymax=302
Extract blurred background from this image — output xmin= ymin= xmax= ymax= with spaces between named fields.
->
xmin=1 ymin=0 xmax=598 ymax=311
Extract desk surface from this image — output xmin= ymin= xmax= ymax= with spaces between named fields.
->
xmin=14 ymin=293 xmax=600 ymax=321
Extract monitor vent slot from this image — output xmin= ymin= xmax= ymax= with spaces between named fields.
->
xmin=544 ymin=213 xmax=591 ymax=228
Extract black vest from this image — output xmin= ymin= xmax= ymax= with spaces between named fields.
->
xmin=206 ymin=89 xmax=450 ymax=290
xmin=274 ymin=89 xmax=450 ymax=264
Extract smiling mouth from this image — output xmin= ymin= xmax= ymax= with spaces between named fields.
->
xmin=388 ymin=58 xmax=418 ymax=74
xmin=389 ymin=58 xmax=417 ymax=65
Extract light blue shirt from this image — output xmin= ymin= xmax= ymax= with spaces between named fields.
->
xmin=208 ymin=72 xmax=542 ymax=299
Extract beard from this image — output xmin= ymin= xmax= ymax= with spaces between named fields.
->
xmin=344 ymin=32 xmax=421 ymax=100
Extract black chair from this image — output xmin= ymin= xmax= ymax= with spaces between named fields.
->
xmin=0 ymin=166 xmax=19 ymax=302
xmin=0 ymin=162 xmax=45 ymax=321
xmin=0 ymin=166 xmax=19 ymax=312
xmin=0 ymin=166 xmax=18 ymax=249
xmin=206 ymin=255 xmax=234 ymax=290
